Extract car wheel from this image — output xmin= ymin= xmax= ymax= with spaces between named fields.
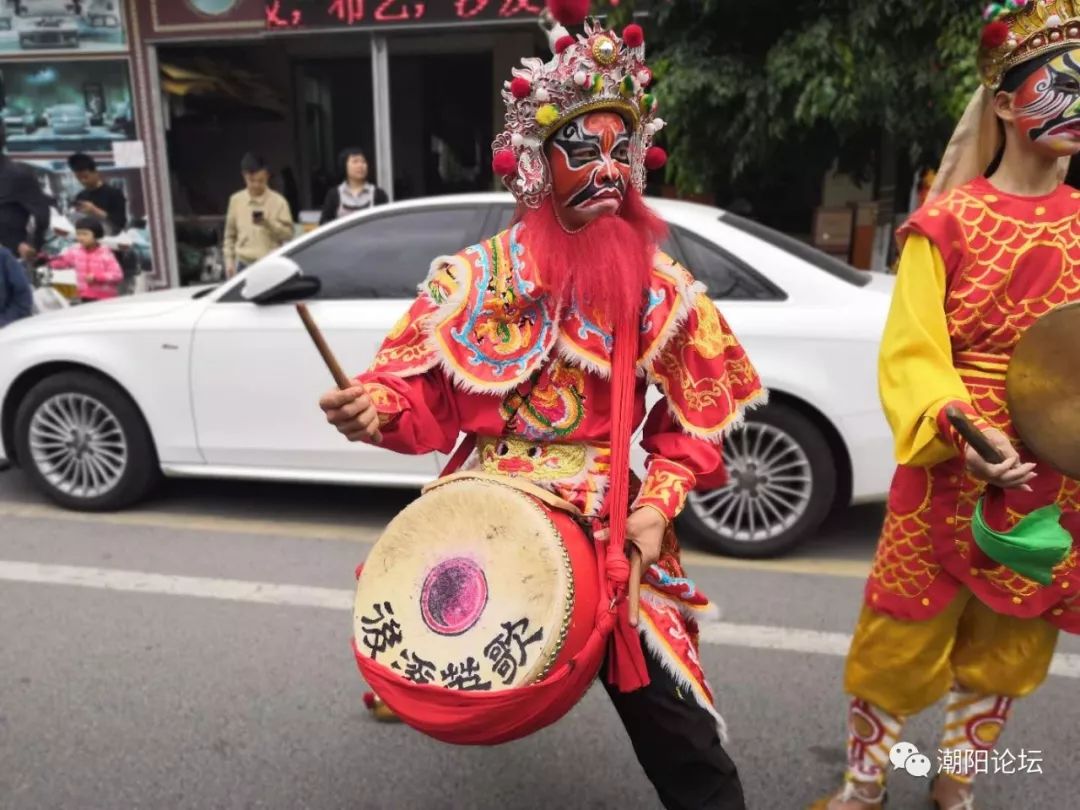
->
xmin=678 ymin=402 xmax=837 ymax=558
xmin=14 ymin=372 xmax=161 ymax=511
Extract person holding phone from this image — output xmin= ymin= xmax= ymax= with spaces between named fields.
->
xmin=68 ymin=153 xmax=127 ymax=235
xmin=222 ymin=153 xmax=294 ymax=278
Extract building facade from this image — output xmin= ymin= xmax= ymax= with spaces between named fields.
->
xmin=0 ymin=0 xmax=547 ymax=288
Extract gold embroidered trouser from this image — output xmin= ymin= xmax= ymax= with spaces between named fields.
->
xmin=844 ymin=586 xmax=1059 ymax=718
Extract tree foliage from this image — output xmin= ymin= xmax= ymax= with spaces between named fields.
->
xmin=609 ymin=0 xmax=982 ymax=196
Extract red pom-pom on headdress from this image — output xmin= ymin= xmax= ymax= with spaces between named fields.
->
xmin=555 ymin=34 xmax=575 ymax=54
xmin=981 ymin=20 xmax=1010 ymax=49
xmin=644 ymin=146 xmax=667 ymax=171
xmin=492 ymin=149 xmax=519 ymax=176
xmin=510 ymin=77 xmax=532 ymax=99
xmin=546 ymin=0 xmax=589 ymax=26
xmin=622 ymin=23 xmax=644 ymax=48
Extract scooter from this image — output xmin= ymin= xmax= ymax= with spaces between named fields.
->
xmin=27 ymin=260 xmax=76 ymax=314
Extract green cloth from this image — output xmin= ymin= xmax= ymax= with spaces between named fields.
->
xmin=971 ymin=500 xmax=1071 ymax=586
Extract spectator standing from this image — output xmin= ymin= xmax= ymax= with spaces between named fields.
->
xmin=51 ymin=217 xmax=123 ymax=301
xmin=223 ymin=153 xmax=294 ymax=277
xmin=68 ymin=153 xmax=127 ymax=235
xmin=0 ymin=123 xmax=51 ymax=260
xmin=319 ymin=147 xmax=388 ymax=225
xmin=0 ymin=244 xmax=33 ymax=326
xmin=68 ymin=152 xmax=138 ymax=294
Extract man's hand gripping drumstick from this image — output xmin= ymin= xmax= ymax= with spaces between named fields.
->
xmin=296 ymin=303 xmax=384 ymax=445
xmin=595 ymin=506 xmax=667 ymax=628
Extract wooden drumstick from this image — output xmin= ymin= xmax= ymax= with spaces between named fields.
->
xmin=296 ymin=303 xmax=351 ymax=390
xmin=945 ymin=406 xmax=1006 ymax=465
xmin=628 ymin=550 xmax=643 ymax=627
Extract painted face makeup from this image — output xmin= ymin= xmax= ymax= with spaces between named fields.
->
xmin=545 ymin=111 xmax=633 ymax=230
xmin=1013 ymin=49 xmax=1080 ymax=156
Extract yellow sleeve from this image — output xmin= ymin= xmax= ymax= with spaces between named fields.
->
xmin=878 ymin=234 xmax=972 ymax=467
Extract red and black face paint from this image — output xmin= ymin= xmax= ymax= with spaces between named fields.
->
xmin=1003 ymin=47 xmax=1080 ymax=156
xmin=546 ymin=111 xmax=632 ymax=229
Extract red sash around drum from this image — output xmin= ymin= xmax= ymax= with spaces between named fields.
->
xmin=351 ymin=472 xmax=638 ymax=745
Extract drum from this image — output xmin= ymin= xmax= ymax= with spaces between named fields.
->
xmin=352 ymin=473 xmax=603 ymax=743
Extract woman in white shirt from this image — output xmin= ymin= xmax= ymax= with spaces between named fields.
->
xmin=318 ymin=147 xmax=388 ymax=225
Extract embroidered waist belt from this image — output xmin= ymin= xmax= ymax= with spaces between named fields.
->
xmin=475 ymin=435 xmax=610 ymax=483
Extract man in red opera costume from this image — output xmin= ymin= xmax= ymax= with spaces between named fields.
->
xmin=812 ymin=2 xmax=1080 ymax=808
xmin=319 ymin=7 xmax=764 ymax=809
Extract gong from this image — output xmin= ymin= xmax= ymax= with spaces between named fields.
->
xmin=1006 ymin=301 xmax=1080 ymax=479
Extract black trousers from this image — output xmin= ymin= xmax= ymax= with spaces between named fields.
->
xmin=603 ymin=650 xmax=746 ymax=810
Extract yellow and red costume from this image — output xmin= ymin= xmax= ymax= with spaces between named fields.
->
xmin=358 ymin=223 xmax=764 ymax=720
xmin=840 ymin=181 xmax=1080 ymax=787
xmin=813 ymin=5 xmax=1080 ymax=800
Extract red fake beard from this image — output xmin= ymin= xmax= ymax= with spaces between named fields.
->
xmin=518 ymin=187 xmax=667 ymax=330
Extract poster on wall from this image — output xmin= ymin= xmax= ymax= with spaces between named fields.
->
xmin=0 ymin=0 xmax=127 ymax=54
xmin=0 ymin=59 xmax=135 ymax=153
xmin=24 ymin=157 xmax=154 ymax=280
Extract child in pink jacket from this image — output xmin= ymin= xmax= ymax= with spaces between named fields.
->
xmin=50 ymin=216 xmax=123 ymax=301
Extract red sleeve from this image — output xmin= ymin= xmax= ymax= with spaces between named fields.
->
xmin=49 ymin=249 xmax=72 ymax=269
xmin=935 ymin=400 xmax=994 ymax=456
xmin=632 ymin=401 xmax=725 ymax=522
xmin=357 ymin=367 xmax=461 ymax=456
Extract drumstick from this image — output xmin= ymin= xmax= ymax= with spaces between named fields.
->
xmin=296 ymin=303 xmax=351 ymax=390
xmin=628 ymin=550 xmax=643 ymax=627
xmin=945 ymin=406 xmax=1006 ymax=465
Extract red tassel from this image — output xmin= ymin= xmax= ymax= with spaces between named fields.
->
xmin=604 ymin=306 xmax=650 ymax=693
xmin=510 ymin=77 xmax=532 ymax=99
xmin=622 ymin=23 xmax=644 ymax=48
xmin=546 ymin=0 xmax=589 ymax=27
xmin=644 ymin=146 xmax=667 ymax=171
xmin=982 ymin=21 xmax=1010 ymax=49
xmin=492 ymin=150 xmax=518 ymax=176
xmin=555 ymin=34 xmax=575 ymax=54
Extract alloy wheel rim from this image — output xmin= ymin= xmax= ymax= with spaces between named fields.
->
xmin=687 ymin=422 xmax=813 ymax=545
xmin=28 ymin=393 xmax=127 ymax=499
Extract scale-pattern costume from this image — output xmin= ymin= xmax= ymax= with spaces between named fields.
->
xmin=840 ymin=178 xmax=1080 ymax=791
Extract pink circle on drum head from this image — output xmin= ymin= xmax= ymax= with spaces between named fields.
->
xmin=420 ymin=558 xmax=489 ymax=636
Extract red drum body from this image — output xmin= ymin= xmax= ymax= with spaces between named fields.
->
xmin=352 ymin=473 xmax=603 ymax=744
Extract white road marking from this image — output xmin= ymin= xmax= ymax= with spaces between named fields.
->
xmin=0 ymin=501 xmax=870 ymax=578
xmin=0 ymin=501 xmax=383 ymax=545
xmin=2 ymin=560 xmax=1078 ymax=679
xmin=0 ymin=560 xmax=351 ymax=611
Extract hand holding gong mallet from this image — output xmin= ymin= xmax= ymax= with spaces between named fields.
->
xmin=299 ymin=303 xmax=383 ymax=444
xmin=946 ymin=406 xmax=1035 ymax=490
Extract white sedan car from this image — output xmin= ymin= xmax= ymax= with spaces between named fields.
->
xmin=0 ymin=193 xmax=895 ymax=557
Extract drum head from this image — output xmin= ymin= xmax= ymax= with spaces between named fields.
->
xmin=354 ymin=477 xmax=576 ymax=692
xmin=1007 ymin=301 xmax=1080 ymax=479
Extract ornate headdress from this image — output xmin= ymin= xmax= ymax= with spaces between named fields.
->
xmin=491 ymin=4 xmax=666 ymax=209
xmin=928 ymin=0 xmax=1079 ymax=198
xmin=979 ymin=0 xmax=1080 ymax=87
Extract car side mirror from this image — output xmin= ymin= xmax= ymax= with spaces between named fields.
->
xmin=240 ymin=256 xmax=321 ymax=305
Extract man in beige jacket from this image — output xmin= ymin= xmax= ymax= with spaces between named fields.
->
xmin=223 ymin=153 xmax=294 ymax=277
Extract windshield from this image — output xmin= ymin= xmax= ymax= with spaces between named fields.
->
xmin=721 ymin=213 xmax=871 ymax=288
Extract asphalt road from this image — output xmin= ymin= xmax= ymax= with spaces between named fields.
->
xmin=2 ymin=470 xmax=1077 ymax=809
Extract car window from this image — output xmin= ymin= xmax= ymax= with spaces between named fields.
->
xmin=672 ymin=228 xmax=784 ymax=301
xmin=287 ymin=206 xmax=485 ymax=300
xmin=491 ymin=204 xmax=686 ymax=264
xmin=721 ymin=212 xmax=871 ymax=288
